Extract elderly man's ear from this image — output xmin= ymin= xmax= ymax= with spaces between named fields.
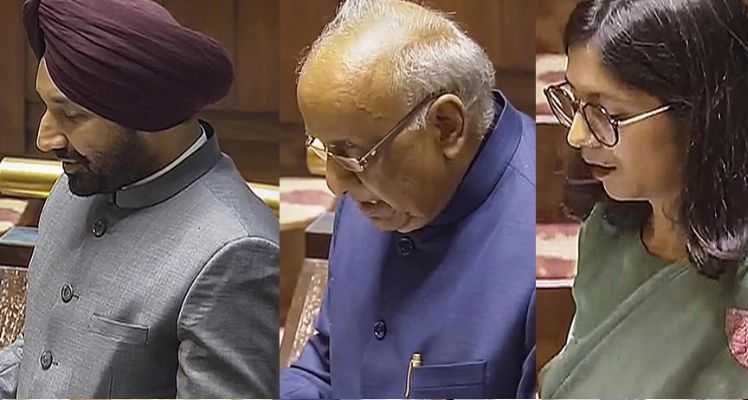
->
xmin=426 ymin=94 xmax=468 ymax=159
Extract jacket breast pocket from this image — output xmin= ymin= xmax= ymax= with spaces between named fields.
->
xmin=410 ymin=360 xmax=486 ymax=398
xmin=87 ymin=313 xmax=149 ymax=345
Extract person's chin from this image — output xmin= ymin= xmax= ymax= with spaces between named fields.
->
xmin=369 ymin=217 xmax=403 ymax=232
xmin=601 ymin=179 xmax=639 ymax=202
xmin=368 ymin=213 xmax=417 ymax=232
xmin=68 ymin=184 xmax=98 ymax=197
xmin=395 ymin=217 xmax=426 ymax=233
xmin=66 ymin=171 xmax=106 ymax=197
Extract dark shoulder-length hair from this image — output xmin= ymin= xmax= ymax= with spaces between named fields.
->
xmin=563 ymin=0 xmax=748 ymax=279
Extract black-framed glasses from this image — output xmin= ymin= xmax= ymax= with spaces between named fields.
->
xmin=305 ymin=92 xmax=445 ymax=173
xmin=544 ymin=81 xmax=672 ymax=147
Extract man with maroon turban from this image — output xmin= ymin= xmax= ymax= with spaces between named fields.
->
xmin=0 ymin=0 xmax=279 ymax=397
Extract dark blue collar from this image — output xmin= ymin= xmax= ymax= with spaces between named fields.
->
xmin=414 ymin=90 xmax=523 ymax=236
xmin=113 ymin=120 xmax=221 ymax=209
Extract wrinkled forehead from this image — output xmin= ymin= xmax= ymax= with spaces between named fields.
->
xmin=297 ymin=17 xmax=434 ymax=142
xmin=298 ymin=18 xmax=417 ymax=107
xmin=298 ymin=60 xmax=409 ymax=140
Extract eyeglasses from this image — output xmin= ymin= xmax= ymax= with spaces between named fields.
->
xmin=305 ymin=92 xmax=445 ymax=173
xmin=544 ymin=82 xmax=672 ymax=147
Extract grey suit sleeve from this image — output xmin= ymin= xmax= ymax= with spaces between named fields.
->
xmin=0 ymin=335 xmax=23 ymax=398
xmin=176 ymin=236 xmax=279 ymax=398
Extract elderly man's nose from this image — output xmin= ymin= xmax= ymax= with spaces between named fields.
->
xmin=567 ymin=112 xmax=597 ymax=149
xmin=36 ymin=113 xmax=69 ymax=153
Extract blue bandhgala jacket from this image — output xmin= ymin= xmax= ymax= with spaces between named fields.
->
xmin=281 ymin=91 xmax=536 ymax=399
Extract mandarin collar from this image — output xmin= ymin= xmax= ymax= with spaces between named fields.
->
xmin=409 ymin=90 xmax=523 ymax=241
xmin=112 ymin=120 xmax=221 ymax=209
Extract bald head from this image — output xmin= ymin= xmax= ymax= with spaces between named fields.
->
xmin=298 ymin=1 xmax=433 ymax=125
xmin=298 ymin=0 xmax=496 ymax=137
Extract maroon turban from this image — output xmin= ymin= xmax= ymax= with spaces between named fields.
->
xmin=24 ymin=0 xmax=234 ymax=131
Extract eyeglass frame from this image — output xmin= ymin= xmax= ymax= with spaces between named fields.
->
xmin=305 ymin=91 xmax=447 ymax=173
xmin=543 ymin=81 xmax=673 ymax=147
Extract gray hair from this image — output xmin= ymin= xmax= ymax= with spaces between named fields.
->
xmin=298 ymin=0 xmax=497 ymax=138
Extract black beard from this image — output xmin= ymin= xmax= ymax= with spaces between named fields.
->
xmin=65 ymin=135 xmax=150 ymax=196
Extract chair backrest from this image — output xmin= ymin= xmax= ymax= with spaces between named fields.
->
xmin=280 ymin=258 xmax=328 ymax=368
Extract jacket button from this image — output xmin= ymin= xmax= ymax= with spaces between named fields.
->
xmin=60 ymin=284 xmax=74 ymax=303
xmin=40 ymin=350 xmax=53 ymax=370
xmin=92 ymin=219 xmax=107 ymax=237
xmin=397 ymin=236 xmax=415 ymax=256
xmin=373 ymin=320 xmax=387 ymax=340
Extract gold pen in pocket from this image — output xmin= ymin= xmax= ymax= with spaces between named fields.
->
xmin=404 ymin=352 xmax=422 ymax=398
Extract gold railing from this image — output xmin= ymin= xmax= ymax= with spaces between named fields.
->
xmin=0 ymin=158 xmax=61 ymax=199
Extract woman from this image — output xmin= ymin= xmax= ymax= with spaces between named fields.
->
xmin=540 ymin=0 xmax=748 ymax=397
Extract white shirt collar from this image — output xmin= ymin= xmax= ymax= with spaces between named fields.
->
xmin=121 ymin=124 xmax=208 ymax=190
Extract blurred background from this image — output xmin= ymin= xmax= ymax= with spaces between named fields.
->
xmin=535 ymin=0 xmax=589 ymax=375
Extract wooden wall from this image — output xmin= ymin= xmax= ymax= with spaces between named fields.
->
xmin=536 ymin=0 xmax=580 ymax=54
xmin=0 ymin=1 xmax=26 ymax=160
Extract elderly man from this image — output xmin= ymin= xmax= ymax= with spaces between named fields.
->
xmin=280 ymin=0 xmax=535 ymax=398
xmin=0 ymin=0 xmax=278 ymax=397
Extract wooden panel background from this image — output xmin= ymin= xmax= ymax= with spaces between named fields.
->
xmin=536 ymin=0 xmax=579 ymax=54
xmin=278 ymin=0 xmax=341 ymax=125
xmin=237 ymin=1 xmax=280 ymax=112
xmin=0 ymin=1 xmax=26 ymax=157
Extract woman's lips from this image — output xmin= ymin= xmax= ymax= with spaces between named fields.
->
xmin=587 ymin=163 xmax=616 ymax=179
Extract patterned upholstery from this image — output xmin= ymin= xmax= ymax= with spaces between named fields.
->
xmin=280 ymin=258 xmax=328 ymax=368
xmin=0 ymin=267 xmax=27 ymax=347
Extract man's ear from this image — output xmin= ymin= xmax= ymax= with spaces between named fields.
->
xmin=425 ymin=94 xmax=467 ymax=159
